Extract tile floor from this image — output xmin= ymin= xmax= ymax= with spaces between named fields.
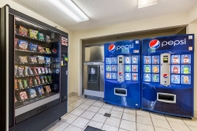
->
xmin=43 ymin=96 xmax=197 ymax=131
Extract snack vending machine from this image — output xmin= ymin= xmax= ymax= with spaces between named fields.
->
xmin=104 ymin=40 xmax=141 ymax=108
xmin=141 ymin=34 xmax=194 ymax=118
xmin=1 ymin=5 xmax=68 ymax=131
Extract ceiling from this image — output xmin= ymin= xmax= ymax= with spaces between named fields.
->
xmin=12 ymin=0 xmax=197 ymax=31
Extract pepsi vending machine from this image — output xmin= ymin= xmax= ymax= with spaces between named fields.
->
xmin=142 ymin=34 xmax=194 ymax=118
xmin=104 ymin=40 xmax=141 ymax=108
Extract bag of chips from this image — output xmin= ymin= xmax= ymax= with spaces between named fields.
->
xmin=38 ymin=32 xmax=45 ymax=41
xmin=45 ymin=48 xmax=51 ymax=54
xmin=36 ymin=76 xmax=41 ymax=85
xmin=28 ymin=89 xmax=37 ymax=99
xmin=23 ymin=79 xmax=28 ymax=89
xmin=29 ymin=42 xmax=38 ymax=52
xmin=19 ymin=26 xmax=28 ymax=36
xmin=24 ymin=66 xmax=29 ymax=76
xmin=28 ymin=67 xmax=34 ymax=76
xmin=29 ymin=29 xmax=38 ymax=39
xmin=18 ymin=66 xmax=24 ymax=77
xmin=45 ymin=35 xmax=51 ymax=43
xmin=38 ymin=45 xmax=45 ymax=53
xmin=37 ymin=56 xmax=45 ymax=64
xmin=15 ymin=65 xmax=18 ymax=77
xmin=15 ymin=38 xmax=18 ymax=49
xmin=19 ymin=91 xmax=28 ymax=101
xmin=18 ymin=40 xmax=28 ymax=50
xmin=18 ymin=79 xmax=24 ymax=89
xmin=28 ymin=77 xmax=33 ymax=87
xmin=45 ymin=57 xmax=51 ymax=63
xmin=19 ymin=56 xmax=28 ymax=63
xmin=29 ymin=56 xmax=37 ymax=63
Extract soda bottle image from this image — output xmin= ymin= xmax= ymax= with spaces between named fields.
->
xmin=132 ymin=57 xmax=137 ymax=64
xmin=183 ymin=76 xmax=189 ymax=84
xmin=144 ymin=74 xmax=150 ymax=81
xmin=145 ymin=57 xmax=150 ymax=64
xmin=145 ymin=65 xmax=150 ymax=72
xmin=126 ymin=73 xmax=131 ymax=80
xmin=183 ymin=66 xmax=189 ymax=74
xmin=133 ymin=74 xmax=137 ymax=80
xmin=183 ymin=55 xmax=189 ymax=64
xmin=173 ymin=67 xmax=178 ymax=74
xmin=173 ymin=56 xmax=179 ymax=64
xmin=154 ymin=57 xmax=158 ymax=64
xmin=153 ymin=75 xmax=158 ymax=82
xmin=153 ymin=66 xmax=158 ymax=73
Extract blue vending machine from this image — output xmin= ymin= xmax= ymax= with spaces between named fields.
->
xmin=141 ymin=34 xmax=194 ymax=118
xmin=104 ymin=40 xmax=141 ymax=108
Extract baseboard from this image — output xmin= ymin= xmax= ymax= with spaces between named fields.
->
xmin=69 ymin=92 xmax=78 ymax=97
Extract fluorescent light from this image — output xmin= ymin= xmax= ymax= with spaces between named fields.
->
xmin=47 ymin=0 xmax=89 ymax=22
xmin=138 ymin=0 xmax=159 ymax=8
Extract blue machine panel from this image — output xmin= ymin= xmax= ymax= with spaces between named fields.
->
xmin=104 ymin=40 xmax=141 ymax=108
xmin=141 ymin=34 xmax=194 ymax=118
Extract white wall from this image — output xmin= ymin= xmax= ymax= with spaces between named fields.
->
xmin=0 ymin=0 xmax=72 ymax=94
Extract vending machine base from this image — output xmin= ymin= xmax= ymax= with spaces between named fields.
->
xmin=9 ymin=101 xmax=67 ymax=131
xmin=142 ymin=84 xmax=193 ymax=118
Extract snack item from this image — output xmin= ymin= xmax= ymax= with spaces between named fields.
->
xmin=47 ymin=76 xmax=52 ymax=83
xmin=36 ymin=76 xmax=41 ymax=85
xmin=40 ymin=76 xmax=45 ymax=84
xmin=48 ymin=68 xmax=52 ymax=74
xmin=36 ymin=86 xmax=43 ymax=96
xmin=29 ymin=56 xmax=37 ymax=63
xmin=18 ymin=79 xmax=24 ymax=89
xmin=18 ymin=40 xmax=28 ymax=50
xmin=24 ymin=66 xmax=29 ymax=76
xmin=37 ymin=56 xmax=45 ymax=64
xmin=37 ymin=67 xmax=42 ymax=75
xmin=33 ymin=67 xmax=38 ymax=75
xmin=45 ymin=67 xmax=48 ymax=74
xmin=38 ymin=32 xmax=45 ymax=41
xmin=41 ymin=67 xmax=45 ymax=74
xmin=19 ymin=91 xmax=28 ymax=101
xmin=15 ymin=79 xmax=18 ymax=90
xmin=28 ymin=89 xmax=37 ymax=99
xmin=28 ymin=77 xmax=33 ymax=87
xmin=29 ymin=29 xmax=38 ymax=39
xmin=19 ymin=26 xmax=28 ymax=36
xmin=28 ymin=67 xmax=34 ymax=76
xmin=23 ymin=79 xmax=28 ymax=88
xmin=45 ymin=48 xmax=51 ymax=54
xmin=45 ymin=57 xmax=51 ymax=63
xmin=61 ymin=36 xmax=68 ymax=46
xmin=18 ymin=66 xmax=24 ymax=77
xmin=38 ymin=45 xmax=45 ymax=53
xmin=15 ymin=38 xmax=18 ymax=48
xmin=40 ymin=86 xmax=45 ymax=95
xmin=33 ymin=78 xmax=38 ymax=86
xmin=45 ymin=35 xmax=51 ymax=43
xmin=44 ymin=76 xmax=49 ymax=83
xmin=29 ymin=42 xmax=38 ymax=51
xmin=19 ymin=56 xmax=28 ymax=63
xmin=44 ymin=85 xmax=51 ymax=93
xmin=15 ymin=65 xmax=18 ymax=77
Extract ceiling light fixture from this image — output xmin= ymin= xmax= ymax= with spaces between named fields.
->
xmin=138 ymin=0 xmax=159 ymax=8
xmin=47 ymin=0 xmax=89 ymax=22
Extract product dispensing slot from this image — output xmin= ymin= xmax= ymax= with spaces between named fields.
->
xmin=157 ymin=93 xmax=176 ymax=103
xmin=114 ymin=88 xmax=127 ymax=96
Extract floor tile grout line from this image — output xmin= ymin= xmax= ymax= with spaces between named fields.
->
xmin=149 ymin=112 xmax=156 ymax=131
xmin=81 ymin=98 xmax=104 ymax=131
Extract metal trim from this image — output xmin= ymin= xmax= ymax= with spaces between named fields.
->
xmin=15 ymin=94 xmax=60 ymax=116
xmin=84 ymin=90 xmax=104 ymax=98
xmin=84 ymin=62 xmax=104 ymax=65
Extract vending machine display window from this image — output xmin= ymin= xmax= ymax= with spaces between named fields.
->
xmin=125 ymin=65 xmax=131 ymax=72
xmin=144 ymin=74 xmax=151 ymax=82
xmin=132 ymin=65 xmax=138 ymax=72
xmin=181 ymin=65 xmax=191 ymax=74
xmin=144 ymin=56 xmax=151 ymax=64
xmin=171 ymin=55 xmax=180 ymax=64
xmin=106 ymin=57 xmax=112 ymax=64
xmin=125 ymin=73 xmax=131 ymax=80
xmin=125 ymin=56 xmax=131 ymax=64
xmin=152 ymin=65 xmax=159 ymax=73
xmin=152 ymin=56 xmax=159 ymax=64
xmin=132 ymin=56 xmax=138 ymax=64
xmin=132 ymin=73 xmax=138 ymax=81
xmin=152 ymin=74 xmax=159 ymax=82
xmin=181 ymin=54 xmax=191 ymax=64
xmin=144 ymin=65 xmax=151 ymax=73
xmin=106 ymin=65 xmax=111 ymax=71
xmin=171 ymin=75 xmax=180 ymax=84
xmin=111 ymin=57 xmax=117 ymax=64
xmin=171 ymin=65 xmax=180 ymax=74
xmin=181 ymin=75 xmax=191 ymax=84
xmin=111 ymin=65 xmax=117 ymax=71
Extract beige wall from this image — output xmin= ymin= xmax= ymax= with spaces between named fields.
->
xmin=0 ymin=0 xmax=72 ymax=94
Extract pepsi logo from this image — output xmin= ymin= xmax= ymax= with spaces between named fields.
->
xmin=149 ymin=39 xmax=160 ymax=49
xmin=163 ymin=74 xmax=168 ymax=78
xmin=119 ymin=72 xmax=122 ymax=76
xmin=108 ymin=44 xmax=115 ymax=52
